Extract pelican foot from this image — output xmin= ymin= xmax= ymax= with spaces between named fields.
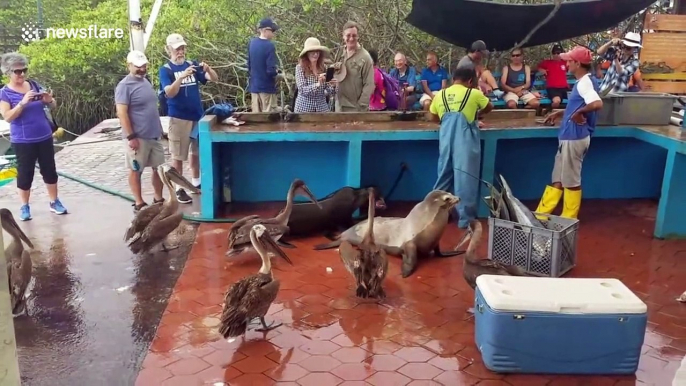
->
xmin=254 ymin=317 xmax=282 ymax=332
xmin=161 ymin=242 xmax=179 ymax=252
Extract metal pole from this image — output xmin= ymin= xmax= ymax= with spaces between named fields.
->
xmin=0 ymin=221 xmax=22 ymax=386
xmin=128 ymin=0 xmax=145 ymax=52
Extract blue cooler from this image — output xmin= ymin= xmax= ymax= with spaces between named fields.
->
xmin=474 ymin=275 xmax=647 ymax=375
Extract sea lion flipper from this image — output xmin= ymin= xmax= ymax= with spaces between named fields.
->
xmin=313 ymin=239 xmax=342 ymax=250
xmin=277 ymin=240 xmax=296 ymax=249
xmin=401 ymin=242 xmax=418 ymax=278
xmin=434 ymin=246 xmax=465 ymax=258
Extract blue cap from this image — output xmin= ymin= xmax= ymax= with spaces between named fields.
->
xmin=258 ymin=18 xmax=279 ymax=31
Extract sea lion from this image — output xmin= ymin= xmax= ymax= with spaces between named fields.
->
xmin=279 ymin=186 xmax=386 ymax=239
xmin=314 ymin=190 xmax=464 ymax=277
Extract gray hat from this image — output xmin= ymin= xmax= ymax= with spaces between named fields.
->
xmin=470 ymin=40 xmax=489 ymax=55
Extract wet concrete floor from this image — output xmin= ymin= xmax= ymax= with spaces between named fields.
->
xmin=1 ymin=187 xmax=197 ymax=386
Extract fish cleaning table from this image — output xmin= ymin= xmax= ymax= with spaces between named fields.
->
xmin=196 ymin=111 xmax=686 ymax=239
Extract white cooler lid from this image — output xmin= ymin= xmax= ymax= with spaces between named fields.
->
xmin=476 ymin=275 xmax=647 ymax=314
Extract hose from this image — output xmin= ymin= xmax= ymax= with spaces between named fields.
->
xmin=53 ymin=169 xmax=242 ymax=223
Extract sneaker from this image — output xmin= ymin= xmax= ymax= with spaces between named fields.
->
xmin=50 ymin=199 xmax=68 ymax=215
xmin=19 ymin=204 xmax=31 ymax=221
xmin=153 ymin=197 xmax=165 ymax=204
xmin=133 ymin=202 xmax=148 ymax=213
xmin=176 ymin=189 xmax=192 ymax=204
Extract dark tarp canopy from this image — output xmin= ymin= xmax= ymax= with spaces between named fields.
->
xmin=405 ymin=0 xmax=656 ymax=52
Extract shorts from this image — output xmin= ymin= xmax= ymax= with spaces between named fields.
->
xmin=551 ymin=136 xmax=591 ymax=188
xmin=168 ymin=117 xmax=198 ymax=161
xmin=419 ymin=93 xmax=433 ymax=104
xmin=251 ymin=93 xmax=277 ymax=112
xmin=546 ymin=87 xmax=568 ymax=102
xmin=504 ymin=91 xmax=538 ymax=105
xmin=124 ymin=138 xmax=165 ymax=171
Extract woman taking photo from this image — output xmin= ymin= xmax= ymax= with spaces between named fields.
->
xmin=0 ymin=52 xmax=67 ymax=221
xmin=294 ymin=37 xmax=337 ymax=113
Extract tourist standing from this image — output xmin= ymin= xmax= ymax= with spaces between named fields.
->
xmin=0 ymin=52 xmax=67 ymax=220
xmin=115 ymin=51 xmax=166 ymax=213
xmin=332 ymin=21 xmax=375 ymax=112
xmin=159 ymin=33 xmax=218 ymax=204
xmin=248 ymin=18 xmax=281 ymax=112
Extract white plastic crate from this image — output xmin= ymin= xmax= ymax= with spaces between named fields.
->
xmin=487 ymin=213 xmax=579 ymax=277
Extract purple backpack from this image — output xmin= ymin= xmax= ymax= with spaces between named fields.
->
xmin=379 ymin=69 xmax=401 ymax=110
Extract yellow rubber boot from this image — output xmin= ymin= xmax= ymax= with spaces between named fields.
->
xmin=561 ymin=188 xmax=582 ymax=219
xmin=535 ymin=185 xmax=563 ymax=219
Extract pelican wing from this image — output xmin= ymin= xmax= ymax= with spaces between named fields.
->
xmin=227 ymin=215 xmax=262 ymax=249
xmin=339 ymin=241 xmax=359 ymax=275
xmin=7 ymin=251 xmax=31 ymax=313
xmin=124 ymin=202 xmax=164 ymax=241
xmin=377 ymin=248 xmax=388 ymax=281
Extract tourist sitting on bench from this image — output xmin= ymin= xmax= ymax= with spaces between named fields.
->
xmin=501 ymin=48 xmax=540 ymax=110
xmin=419 ymin=51 xmax=449 ymax=111
xmin=537 ymin=44 xmax=569 ymax=109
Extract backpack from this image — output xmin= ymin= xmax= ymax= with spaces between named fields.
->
xmin=378 ymin=69 xmax=402 ymax=110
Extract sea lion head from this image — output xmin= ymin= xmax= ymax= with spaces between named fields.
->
xmin=424 ymin=190 xmax=460 ymax=210
xmin=359 ymin=185 xmax=386 ymax=210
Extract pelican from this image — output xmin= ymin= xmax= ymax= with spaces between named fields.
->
xmin=1 ymin=208 xmax=34 ymax=316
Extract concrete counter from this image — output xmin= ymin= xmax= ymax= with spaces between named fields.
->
xmin=196 ymin=111 xmax=686 ymax=239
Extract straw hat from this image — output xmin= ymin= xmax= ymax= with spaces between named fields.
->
xmin=299 ymin=37 xmax=330 ymax=58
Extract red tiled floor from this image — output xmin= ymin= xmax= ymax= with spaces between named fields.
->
xmin=138 ymin=200 xmax=686 ymax=385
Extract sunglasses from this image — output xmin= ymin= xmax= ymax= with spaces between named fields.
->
xmin=511 ymin=54 xmax=522 ymax=57
xmin=12 ymin=68 xmax=28 ymax=75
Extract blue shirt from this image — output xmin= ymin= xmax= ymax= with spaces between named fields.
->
xmin=389 ymin=66 xmax=417 ymax=90
xmin=247 ymin=37 xmax=278 ymax=94
xmin=420 ymin=66 xmax=449 ymax=92
xmin=0 ymin=81 xmax=53 ymax=144
xmin=158 ymin=60 xmax=207 ymax=122
xmin=559 ymin=74 xmax=601 ymax=141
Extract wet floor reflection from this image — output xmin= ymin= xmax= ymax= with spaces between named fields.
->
xmin=4 ymin=196 xmax=196 ymax=386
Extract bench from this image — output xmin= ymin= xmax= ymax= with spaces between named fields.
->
xmin=408 ymin=69 xmax=608 ymax=110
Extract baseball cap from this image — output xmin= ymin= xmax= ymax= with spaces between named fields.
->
xmin=470 ymin=40 xmax=489 ymax=55
xmin=258 ymin=18 xmax=279 ymax=31
xmin=559 ymin=46 xmax=592 ymax=64
xmin=166 ymin=33 xmax=187 ymax=49
xmin=126 ymin=50 xmax=148 ymax=67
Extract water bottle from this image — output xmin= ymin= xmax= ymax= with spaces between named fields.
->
xmin=132 ymin=159 xmax=140 ymax=172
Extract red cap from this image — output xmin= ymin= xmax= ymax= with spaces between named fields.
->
xmin=560 ymin=46 xmax=592 ymax=65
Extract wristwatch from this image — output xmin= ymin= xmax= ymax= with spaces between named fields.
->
xmin=127 ymin=133 xmax=138 ymax=141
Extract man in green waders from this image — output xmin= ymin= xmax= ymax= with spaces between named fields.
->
xmin=430 ymin=67 xmax=494 ymax=250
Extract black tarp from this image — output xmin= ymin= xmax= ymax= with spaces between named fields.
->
xmin=405 ymin=0 xmax=656 ymax=51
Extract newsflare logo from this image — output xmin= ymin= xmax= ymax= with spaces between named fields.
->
xmin=21 ymin=22 xmax=40 ymax=42
xmin=20 ymin=22 xmax=125 ymax=42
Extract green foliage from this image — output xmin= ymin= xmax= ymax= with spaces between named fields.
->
xmin=5 ymin=0 xmax=668 ymax=134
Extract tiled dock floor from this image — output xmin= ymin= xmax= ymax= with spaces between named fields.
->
xmin=136 ymin=199 xmax=686 ymax=386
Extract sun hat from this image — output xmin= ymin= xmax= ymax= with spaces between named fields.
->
xmin=621 ymin=32 xmax=642 ymax=48
xmin=299 ymin=37 xmax=330 ymax=58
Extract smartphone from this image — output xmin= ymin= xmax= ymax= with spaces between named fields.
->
xmin=325 ymin=67 xmax=335 ymax=82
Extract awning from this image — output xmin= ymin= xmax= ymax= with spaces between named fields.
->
xmin=405 ymin=0 xmax=656 ymax=52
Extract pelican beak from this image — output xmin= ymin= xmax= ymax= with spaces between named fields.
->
xmin=165 ymin=166 xmax=200 ymax=194
xmin=297 ymin=184 xmax=322 ymax=209
xmin=259 ymin=231 xmax=293 ymax=265
xmin=1 ymin=210 xmax=33 ymax=249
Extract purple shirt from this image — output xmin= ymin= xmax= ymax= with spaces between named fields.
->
xmin=0 ymin=82 xmax=53 ymax=144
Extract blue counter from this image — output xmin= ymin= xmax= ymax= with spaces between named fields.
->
xmin=197 ymin=113 xmax=686 ymax=239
